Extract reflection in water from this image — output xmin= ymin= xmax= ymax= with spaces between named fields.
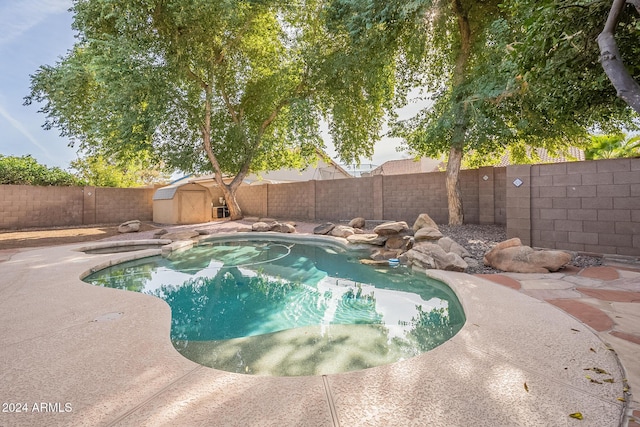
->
xmin=85 ymin=240 xmax=465 ymax=376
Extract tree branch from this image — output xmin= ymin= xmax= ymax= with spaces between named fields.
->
xmin=597 ymin=0 xmax=640 ymax=114
xmin=627 ymin=0 xmax=640 ymax=14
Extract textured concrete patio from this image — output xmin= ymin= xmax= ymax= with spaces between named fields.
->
xmin=0 ymin=222 xmax=637 ymax=426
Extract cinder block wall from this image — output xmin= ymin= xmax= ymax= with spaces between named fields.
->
xmin=236 ymin=185 xmax=267 ymax=218
xmin=268 ymin=181 xmax=316 ymax=220
xmin=528 ymin=159 xmax=640 ymax=256
xmin=0 ymin=185 xmax=153 ymax=230
xmin=315 ymin=178 xmax=375 ymax=221
xmin=382 ymin=172 xmax=448 ymax=224
xmin=0 ymin=185 xmax=84 ymax=229
xmin=94 ymin=187 xmax=155 ymax=223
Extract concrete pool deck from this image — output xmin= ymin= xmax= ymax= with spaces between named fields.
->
xmin=0 ymin=221 xmax=638 ymax=426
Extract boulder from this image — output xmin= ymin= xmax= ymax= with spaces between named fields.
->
xmin=373 ymin=221 xmax=409 ymax=236
xmin=404 ymin=248 xmax=436 ymax=270
xmin=414 ymin=226 xmax=443 ymax=242
xmin=483 ymin=240 xmax=572 ymax=273
xmin=346 ymin=234 xmax=387 ymax=246
xmin=252 ymin=222 xmax=272 ymax=232
xmin=370 ymin=249 xmax=403 ymax=261
xmin=348 ymin=217 xmax=366 ymax=229
xmin=271 ymin=222 xmax=295 ymax=233
xmin=314 ymin=222 xmax=335 ymax=235
xmin=413 ymin=213 xmax=439 ymax=232
xmin=437 ymin=236 xmax=471 ymax=259
xmin=118 ymin=220 xmax=140 ymax=233
xmin=330 ymin=225 xmax=356 ymax=238
xmin=413 ymin=243 xmax=467 ymax=272
xmin=385 ymin=235 xmax=411 ymax=251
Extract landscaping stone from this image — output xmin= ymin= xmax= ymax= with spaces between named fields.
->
xmin=330 ymin=225 xmax=356 ymax=238
xmin=370 ymin=249 xmax=403 ymax=261
xmin=385 ymin=235 xmax=411 ymax=251
xmin=271 ymin=223 xmax=296 ymax=233
xmin=437 ymin=236 xmax=471 ymax=259
xmin=412 ymin=213 xmax=439 ymax=232
xmin=346 ymin=234 xmax=387 ymax=246
xmin=118 ymin=220 xmax=141 ymax=233
xmin=373 ymin=221 xmax=409 ymax=236
xmin=412 ymin=242 xmax=468 ymax=272
xmin=483 ymin=238 xmax=572 ymax=273
xmin=252 ymin=222 xmax=272 ymax=232
xmin=313 ymin=222 xmax=335 ymax=235
xmin=414 ymin=226 xmax=443 ymax=241
xmin=348 ymin=217 xmax=366 ymax=229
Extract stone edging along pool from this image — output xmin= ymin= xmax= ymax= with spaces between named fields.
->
xmin=0 ymin=234 xmax=629 ymax=426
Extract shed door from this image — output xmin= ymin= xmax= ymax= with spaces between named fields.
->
xmin=179 ymin=191 xmax=207 ymax=224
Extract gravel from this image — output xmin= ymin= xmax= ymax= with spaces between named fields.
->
xmin=438 ymin=224 xmax=602 ymax=274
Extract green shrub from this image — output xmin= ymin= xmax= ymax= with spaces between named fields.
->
xmin=0 ymin=155 xmax=85 ymax=186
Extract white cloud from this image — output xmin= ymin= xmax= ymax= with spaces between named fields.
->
xmin=0 ymin=0 xmax=71 ymax=46
xmin=0 ymin=101 xmax=51 ymax=158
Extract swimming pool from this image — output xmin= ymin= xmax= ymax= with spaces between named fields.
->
xmin=84 ymin=237 xmax=465 ymax=376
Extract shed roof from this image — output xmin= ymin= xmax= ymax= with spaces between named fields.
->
xmin=153 ymin=186 xmax=179 ymax=201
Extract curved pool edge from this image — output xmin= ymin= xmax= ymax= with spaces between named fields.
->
xmin=0 ymin=241 xmax=627 ymax=426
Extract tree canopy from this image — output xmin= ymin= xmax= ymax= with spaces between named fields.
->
xmin=25 ymin=0 xmax=640 ymax=224
xmin=70 ymin=153 xmax=170 ymax=187
xmin=26 ymin=0 xmax=395 ymax=219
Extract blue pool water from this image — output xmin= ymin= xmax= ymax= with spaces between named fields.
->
xmin=84 ymin=238 xmax=465 ymax=376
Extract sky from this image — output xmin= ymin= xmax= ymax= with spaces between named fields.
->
xmin=0 ymin=0 xmax=414 ymax=171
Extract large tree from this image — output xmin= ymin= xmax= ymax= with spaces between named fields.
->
xmin=344 ymin=0 xmax=638 ymax=224
xmin=27 ymin=0 xmax=392 ymax=219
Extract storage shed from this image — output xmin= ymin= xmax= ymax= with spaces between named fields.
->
xmin=153 ymin=180 xmax=220 ymax=224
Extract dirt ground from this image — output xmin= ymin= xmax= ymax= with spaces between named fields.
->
xmin=0 ymin=223 xmax=159 ymax=250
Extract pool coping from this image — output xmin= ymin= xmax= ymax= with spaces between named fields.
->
xmin=0 ymin=235 xmax=629 ymax=426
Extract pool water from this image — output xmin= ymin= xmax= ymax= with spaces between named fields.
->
xmin=84 ymin=239 xmax=465 ymax=376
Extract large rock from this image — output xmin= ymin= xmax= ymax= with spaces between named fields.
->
xmin=385 ymin=235 xmax=411 ymax=251
xmin=118 ymin=220 xmax=140 ymax=233
xmin=414 ymin=226 xmax=443 ymax=242
xmin=404 ymin=248 xmax=436 ymax=270
xmin=373 ymin=221 xmax=409 ymax=236
xmin=411 ymin=243 xmax=467 ymax=272
xmin=348 ymin=217 xmax=366 ymax=229
xmin=314 ymin=222 xmax=335 ymax=235
xmin=346 ymin=234 xmax=387 ymax=246
xmin=252 ymin=222 xmax=272 ymax=232
xmin=413 ymin=213 xmax=439 ymax=232
xmin=271 ymin=222 xmax=295 ymax=233
xmin=437 ymin=236 xmax=471 ymax=259
xmin=331 ymin=225 xmax=356 ymax=238
xmin=483 ymin=240 xmax=572 ymax=273
xmin=370 ymin=249 xmax=403 ymax=261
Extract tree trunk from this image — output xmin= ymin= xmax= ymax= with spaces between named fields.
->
xmin=446 ymin=0 xmax=472 ymax=225
xmin=219 ymin=183 xmax=243 ymax=220
xmin=446 ymin=145 xmax=464 ymax=225
xmin=598 ymin=0 xmax=640 ymax=114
